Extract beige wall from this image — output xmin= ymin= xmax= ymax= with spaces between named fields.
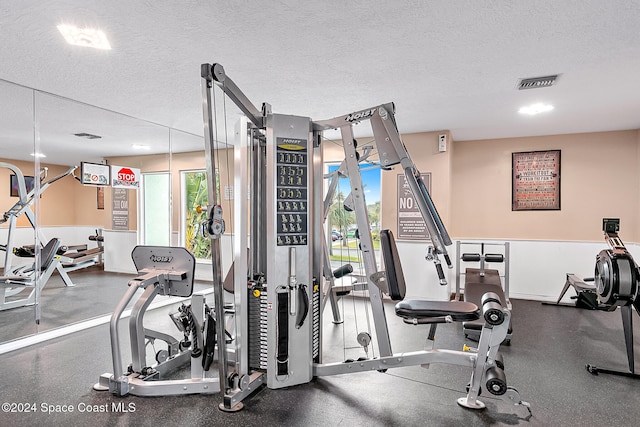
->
xmin=5 ymin=128 xmax=640 ymax=244
xmin=380 ymin=131 xmax=453 ymax=238
xmin=451 ymin=130 xmax=640 ymax=242
xmin=322 ymin=141 xmax=347 ymax=163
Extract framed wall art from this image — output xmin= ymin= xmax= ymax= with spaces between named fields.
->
xmin=512 ymin=150 xmax=561 ymax=211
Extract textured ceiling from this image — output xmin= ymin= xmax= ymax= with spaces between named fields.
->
xmin=1 ymin=1 xmax=640 ymax=165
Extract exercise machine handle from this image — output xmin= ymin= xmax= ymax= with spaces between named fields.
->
xmin=435 ymin=262 xmax=446 ymax=286
xmin=289 ymin=247 xmax=297 ymax=316
xmin=295 ymin=285 xmax=309 ymax=329
xmin=333 ymin=264 xmax=353 ymax=279
xmin=443 ymin=254 xmax=452 ymax=269
xmin=427 ymin=246 xmax=447 ymax=285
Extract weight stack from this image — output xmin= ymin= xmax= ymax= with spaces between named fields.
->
xmin=248 ymin=286 xmax=268 ymax=370
xmin=312 ymin=279 xmax=320 ymax=361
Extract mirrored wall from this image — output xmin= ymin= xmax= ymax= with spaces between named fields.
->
xmin=0 ymin=79 xmax=212 ymax=345
xmin=0 ymin=80 xmax=38 ymax=340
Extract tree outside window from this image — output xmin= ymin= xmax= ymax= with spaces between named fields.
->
xmin=183 ymin=170 xmax=218 ymax=259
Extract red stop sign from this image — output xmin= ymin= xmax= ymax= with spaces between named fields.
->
xmin=117 ymin=168 xmax=135 ymax=182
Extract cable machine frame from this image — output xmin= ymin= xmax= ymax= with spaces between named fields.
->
xmin=200 ymin=63 xmax=526 ymax=412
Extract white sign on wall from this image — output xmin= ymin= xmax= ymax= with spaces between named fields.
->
xmin=80 ymin=161 xmax=110 ymax=186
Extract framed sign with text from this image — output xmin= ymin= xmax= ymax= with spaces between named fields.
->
xmin=512 ymin=150 xmax=561 ymax=211
xmin=397 ymin=173 xmax=431 ymax=240
xmin=112 ymin=188 xmax=129 ymax=230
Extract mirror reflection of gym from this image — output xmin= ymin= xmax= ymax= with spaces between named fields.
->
xmin=0 ymin=82 xmax=177 ymax=344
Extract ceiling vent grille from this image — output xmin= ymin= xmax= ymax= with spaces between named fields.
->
xmin=74 ymin=132 xmax=102 ymax=139
xmin=517 ymin=75 xmax=559 ymax=90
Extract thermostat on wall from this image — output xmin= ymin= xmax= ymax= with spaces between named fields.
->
xmin=438 ymin=134 xmax=447 ymax=152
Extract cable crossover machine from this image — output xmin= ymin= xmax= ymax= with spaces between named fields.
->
xmin=97 ymin=63 xmax=530 ymax=414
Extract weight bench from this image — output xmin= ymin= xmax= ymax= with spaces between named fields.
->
xmin=456 ymin=243 xmax=513 ymax=343
xmin=0 ymin=238 xmax=62 ymax=310
xmin=377 ymin=230 xmax=527 ymax=410
xmin=61 ymin=233 xmax=105 ymax=271
xmin=61 ymin=246 xmax=104 ymax=269
xmin=463 ymin=268 xmax=512 ymax=342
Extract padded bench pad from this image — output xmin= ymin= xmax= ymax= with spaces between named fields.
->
xmin=465 ymin=268 xmax=502 ymax=286
xmin=463 ymin=268 xmax=510 ymax=331
xmin=395 ymin=300 xmax=480 ymax=322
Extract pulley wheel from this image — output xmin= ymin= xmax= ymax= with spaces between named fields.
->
xmin=357 ymin=332 xmax=371 ymax=348
xmin=155 ymin=349 xmax=169 ymax=363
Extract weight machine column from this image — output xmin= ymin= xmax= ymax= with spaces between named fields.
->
xmin=200 ymin=70 xmax=230 ymax=397
xmin=265 ymin=114 xmax=314 ymax=388
xmin=340 ymin=126 xmax=393 ymax=357
xmin=233 ymin=117 xmax=251 ymax=381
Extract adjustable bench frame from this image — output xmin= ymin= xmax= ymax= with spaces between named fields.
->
xmin=313 ymin=229 xmax=523 ymax=410
xmin=455 ymin=241 xmax=510 ymax=305
xmin=455 ymin=241 xmax=512 ymax=342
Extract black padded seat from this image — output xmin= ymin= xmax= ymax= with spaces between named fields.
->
xmin=396 ymin=299 xmax=480 ymax=322
xmin=379 ymin=229 xmax=481 ymax=323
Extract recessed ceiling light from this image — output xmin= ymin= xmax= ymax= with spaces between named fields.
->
xmin=132 ymin=144 xmax=150 ymax=150
xmin=57 ymin=24 xmax=112 ymax=50
xmin=518 ymin=103 xmax=554 ymax=115
xmin=30 ymin=152 xmax=46 ymax=158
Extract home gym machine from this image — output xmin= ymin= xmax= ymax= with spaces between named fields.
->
xmin=455 ymin=242 xmax=513 ymax=342
xmin=584 ymin=218 xmax=640 ymax=379
xmin=95 ymin=245 xmax=222 ymax=396
xmin=194 ymin=63 xmax=528 ymax=412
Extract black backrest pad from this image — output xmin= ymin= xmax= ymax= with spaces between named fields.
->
xmin=39 ymin=238 xmax=61 ymax=271
xmin=380 ymin=229 xmax=406 ymax=301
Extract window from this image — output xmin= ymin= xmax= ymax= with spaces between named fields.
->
xmin=326 ymin=163 xmax=381 ymax=263
xmin=181 ymin=170 xmax=217 ymax=260
xmin=141 ymin=172 xmax=171 ymax=246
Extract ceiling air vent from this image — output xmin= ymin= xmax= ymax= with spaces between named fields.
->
xmin=74 ymin=132 xmax=102 ymax=139
xmin=517 ymin=75 xmax=559 ymax=90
